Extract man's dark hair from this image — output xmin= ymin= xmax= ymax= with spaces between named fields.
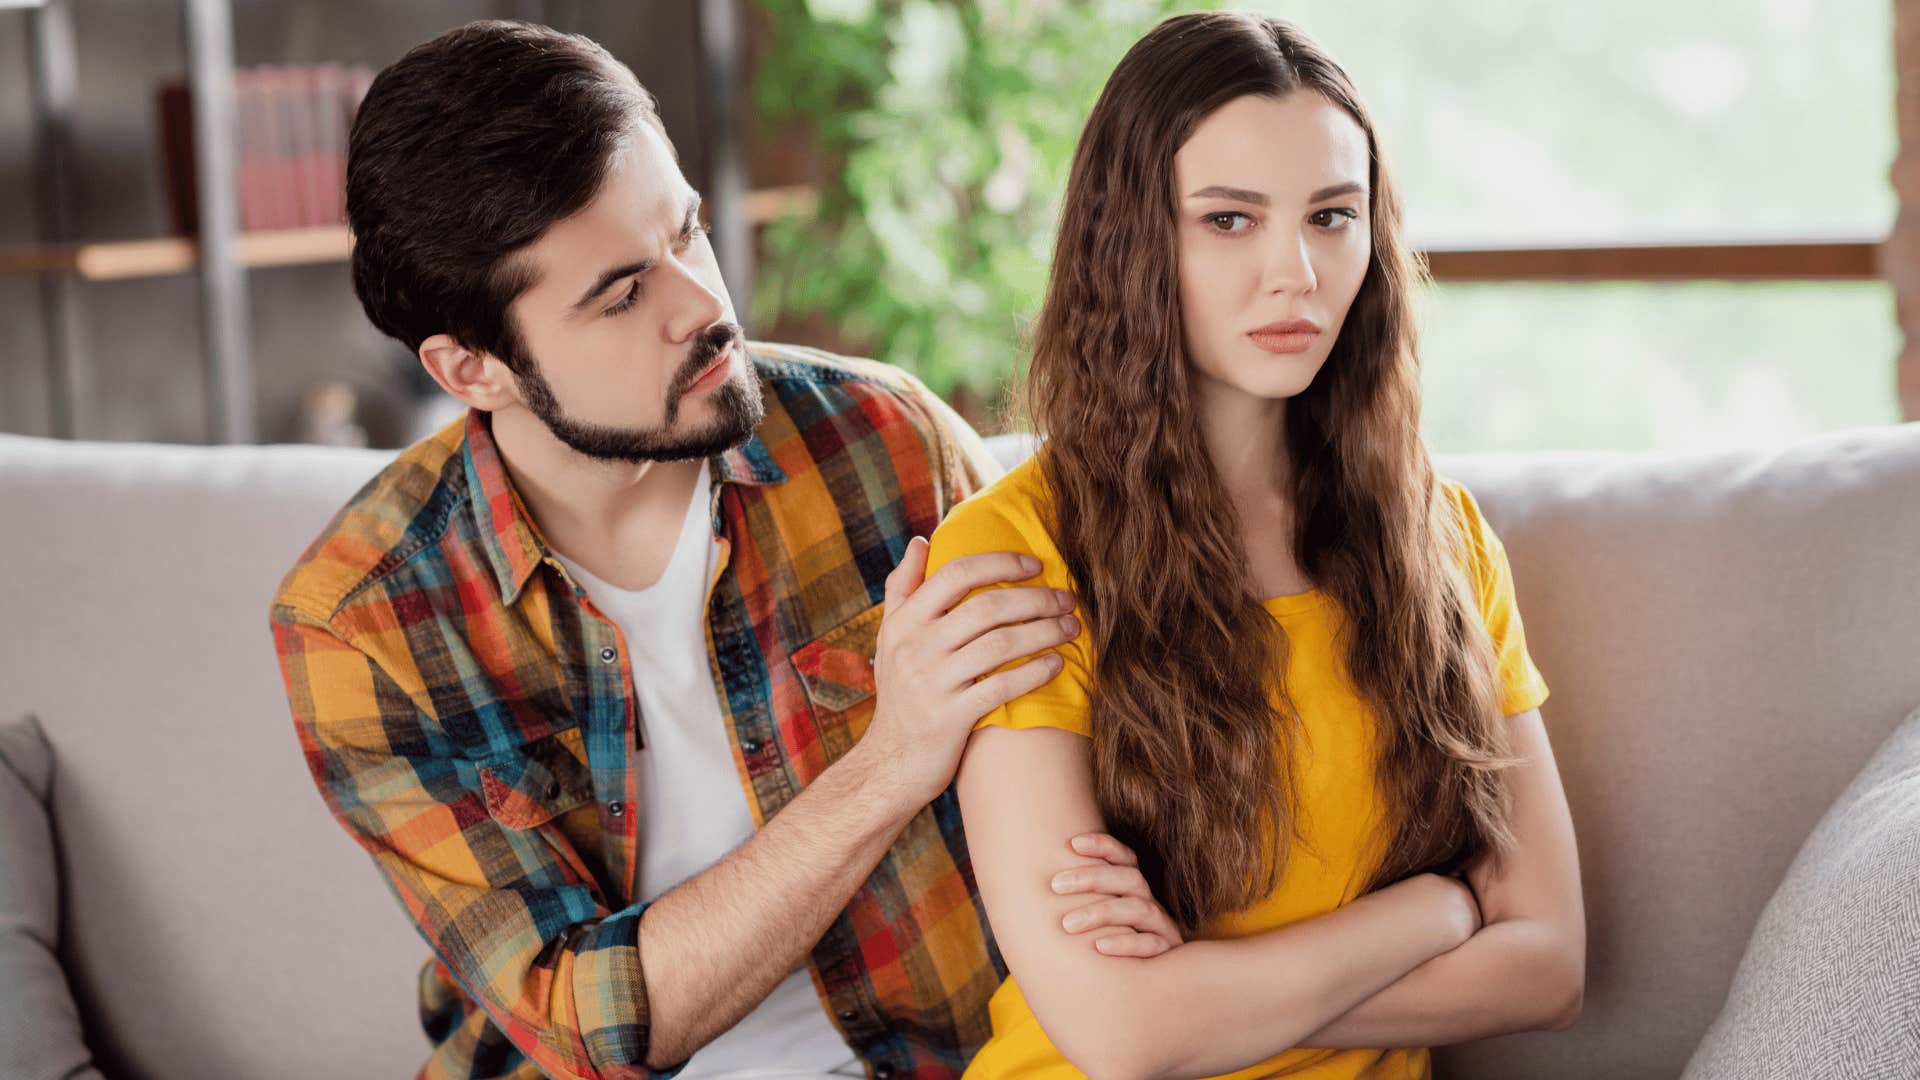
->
xmin=346 ymin=20 xmax=668 ymax=374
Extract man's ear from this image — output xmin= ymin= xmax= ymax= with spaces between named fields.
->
xmin=417 ymin=334 xmax=523 ymax=412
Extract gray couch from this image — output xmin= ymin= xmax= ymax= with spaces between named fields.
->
xmin=3 ymin=420 xmax=1918 ymax=1079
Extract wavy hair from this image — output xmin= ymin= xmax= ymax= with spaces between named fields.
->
xmin=1029 ymin=10 xmax=1524 ymax=932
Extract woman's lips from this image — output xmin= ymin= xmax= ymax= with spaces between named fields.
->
xmin=1247 ymin=324 xmax=1320 ymax=354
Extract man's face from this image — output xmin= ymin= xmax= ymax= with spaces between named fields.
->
xmin=500 ymin=121 xmax=761 ymax=464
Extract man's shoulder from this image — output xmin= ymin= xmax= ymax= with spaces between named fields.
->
xmin=744 ymin=340 xmax=966 ymax=474
xmin=270 ymin=414 xmax=473 ymax=626
xmin=747 ymin=340 xmax=934 ymax=398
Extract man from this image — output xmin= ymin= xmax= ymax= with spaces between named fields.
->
xmin=269 ymin=21 xmax=1079 ymax=1079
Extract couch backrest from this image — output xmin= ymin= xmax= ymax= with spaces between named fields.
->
xmin=0 ymin=434 xmax=415 ymax=1079
xmin=1432 ymin=423 xmax=1920 ymax=1078
xmin=4 ymin=422 xmax=1919 ymax=1079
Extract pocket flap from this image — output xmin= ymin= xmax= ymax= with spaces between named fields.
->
xmin=791 ymin=603 xmax=883 ymax=712
xmin=477 ymin=726 xmax=593 ymax=830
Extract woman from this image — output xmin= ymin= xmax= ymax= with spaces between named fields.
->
xmin=925 ymin=11 xmax=1585 ymax=1079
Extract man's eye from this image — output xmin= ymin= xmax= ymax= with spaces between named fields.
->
xmin=605 ymin=280 xmax=641 ymax=316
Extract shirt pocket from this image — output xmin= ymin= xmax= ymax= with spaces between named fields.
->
xmin=476 ymin=724 xmax=594 ymax=830
xmin=789 ymin=602 xmax=884 ymax=761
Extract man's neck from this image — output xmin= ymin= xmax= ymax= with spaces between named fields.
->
xmin=487 ymin=405 xmax=706 ymax=591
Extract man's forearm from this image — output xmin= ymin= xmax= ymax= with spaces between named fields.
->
xmin=637 ymin=744 xmax=919 ymax=1068
xmin=1293 ymin=917 xmax=1581 ymax=1049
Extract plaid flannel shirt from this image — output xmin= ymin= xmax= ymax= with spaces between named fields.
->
xmin=270 ymin=344 xmax=1007 ymax=1080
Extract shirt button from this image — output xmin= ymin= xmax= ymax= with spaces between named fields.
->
xmin=608 ymin=801 xmax=625 ymax=817
xmin=544 ymin=781 xmax=561 ymax=800
xmin=837 ymin=1009 xmax=857 ymax=1023
xmin=874 ymin=1065 xmax=894 ymax=1079
xmin=599 ymin=646 xmax=617 ymax=663
xmin=740 ymin=738 xmax=762 ymax=755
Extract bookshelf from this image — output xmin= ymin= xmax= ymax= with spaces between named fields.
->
xmin=11 ymin=0 xmax=253 ymax=441
xmin=8 ymin=0 xmax=808 ymax=445
xmin=0 ymin=187 xmax=820 ymax=285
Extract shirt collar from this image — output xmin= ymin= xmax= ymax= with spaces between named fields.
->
xmin=462 ymin=406 xmax=787 ymax=605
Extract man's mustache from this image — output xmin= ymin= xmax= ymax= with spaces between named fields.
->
xmin=671 ymin=323 xmax=746 ymax=396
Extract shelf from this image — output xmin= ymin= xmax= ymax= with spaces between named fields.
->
xmin=0 ymin=225 xmax=349 ymax=281
xmin=0 ymin=187 xmax=824 ymax=284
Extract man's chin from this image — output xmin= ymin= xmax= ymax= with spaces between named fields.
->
xmin=546 ymin=381 xmax=764 ymax=466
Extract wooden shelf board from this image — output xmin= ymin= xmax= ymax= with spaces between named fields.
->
xmin=1 ymin=215 xmax=1884 ymax=285
xmin=0 ymin=225 xmax=352 ymax=282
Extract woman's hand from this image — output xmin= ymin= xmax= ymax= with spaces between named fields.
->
xmin=1049 ymin=832 xmax=1185 ymax=958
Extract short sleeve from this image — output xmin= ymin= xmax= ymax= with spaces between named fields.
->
xmin=924 ymin=471 xmax=1094 ymax=738
xmin=1444 ymin=480 xmax=1551 ymax=718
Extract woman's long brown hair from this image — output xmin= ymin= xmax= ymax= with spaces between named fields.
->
xmin=1029 ymin=10 xmax=1524 ymax=932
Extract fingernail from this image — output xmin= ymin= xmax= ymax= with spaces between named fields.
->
xmin=1062 ymin=911 xmax=1088 ymax=931
xmin=1055 ymin=589 xmax=1074 ymax=611
xmin=1021 ymin=555 xmax=1042 ymax=574
xmin=1059 ymin=615 xmax=1080 ymax=635
xmin=1070 ymin=836 xmax=1093 ymax=853
xmin=1050 ymin=873 xmax=1074 ymax=893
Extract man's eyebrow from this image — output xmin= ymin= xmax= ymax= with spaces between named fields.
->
xmin=565 ymin=194 xmax=705 ymax=316
xmin=1183 ymin=181 xmax=1368 ymax=205
xmin=569 ymin=258 xmax=654 ymax=315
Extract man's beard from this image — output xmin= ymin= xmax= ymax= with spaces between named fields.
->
xmin=510 ymin=321 xmax=764 ymax=465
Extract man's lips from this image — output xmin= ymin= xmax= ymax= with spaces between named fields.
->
xmin=686 ymin=341 xmax=736 ymax=391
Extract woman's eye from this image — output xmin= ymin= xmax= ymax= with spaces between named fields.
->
xmin=1311 ymin=207 xmax=1361 ymax=230
xmin=1205 ymin=211 xmax=1254 ymax=234
xmin=605 ymin=280 xmax=641 ymax=317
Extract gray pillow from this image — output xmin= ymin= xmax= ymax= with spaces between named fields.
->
xmin=0 ymin=714 xmax=104 ymax=1080
xmin=1682 ymin=704 xmax=1920 ymax=1079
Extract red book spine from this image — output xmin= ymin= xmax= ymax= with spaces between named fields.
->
xmin=236 ymin=67 xmax=269 ymax=233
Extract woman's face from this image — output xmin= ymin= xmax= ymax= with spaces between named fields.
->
xmin=1173 ymin=92 xmax=1373 ymax=404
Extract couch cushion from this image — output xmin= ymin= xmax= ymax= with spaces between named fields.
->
xmin=1679 ymin=703 xmax=1920 ymax=1079
xmin=0 ymin=713 xmax=104 ymax=1080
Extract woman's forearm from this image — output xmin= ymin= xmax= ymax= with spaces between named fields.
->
xmin=1070 ymin=874 xmax=1475 ymax=1080
xmin=1292 ymin=916 xmax=1583 ymax=1049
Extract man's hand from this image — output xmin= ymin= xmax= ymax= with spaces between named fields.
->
xmin=1049 ymin=832 xmax=1185 ymax=958
xmin=854 ymin=536 xmax=1078 ymax=814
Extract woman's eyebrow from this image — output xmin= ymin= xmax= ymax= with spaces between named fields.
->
xmin=1186 ymin=184 xmax=1269 ymax=204
xmin=1307 ymin=181 xmax=1368 ymax=202
xmin=1183 ymin=181 xmax=1369 ymax=204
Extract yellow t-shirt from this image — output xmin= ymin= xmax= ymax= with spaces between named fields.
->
xmin=925 ymin=454 xmax=1551 ymax=1080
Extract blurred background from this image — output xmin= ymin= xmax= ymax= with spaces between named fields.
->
xmin=1 ymin=0 xmax=1913 ymax=453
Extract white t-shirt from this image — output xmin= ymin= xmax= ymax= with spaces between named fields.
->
xmin=553 ymin=462 xmax=860 ymax=1080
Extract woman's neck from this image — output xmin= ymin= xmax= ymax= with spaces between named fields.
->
xmin=1195 ymin=376 xmax=1293 ymax=502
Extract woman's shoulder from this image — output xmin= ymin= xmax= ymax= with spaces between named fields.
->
xmin=1434 ymin=474 xmax=1512 ymax=601
xmin=927 ymin=452 xmax=1064 ymax=573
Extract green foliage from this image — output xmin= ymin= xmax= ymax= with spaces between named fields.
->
xmin=749 ymin=0 xmax=1900 ymax=446
xmin=750 ymin=0 xmax=1186 ymax=398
